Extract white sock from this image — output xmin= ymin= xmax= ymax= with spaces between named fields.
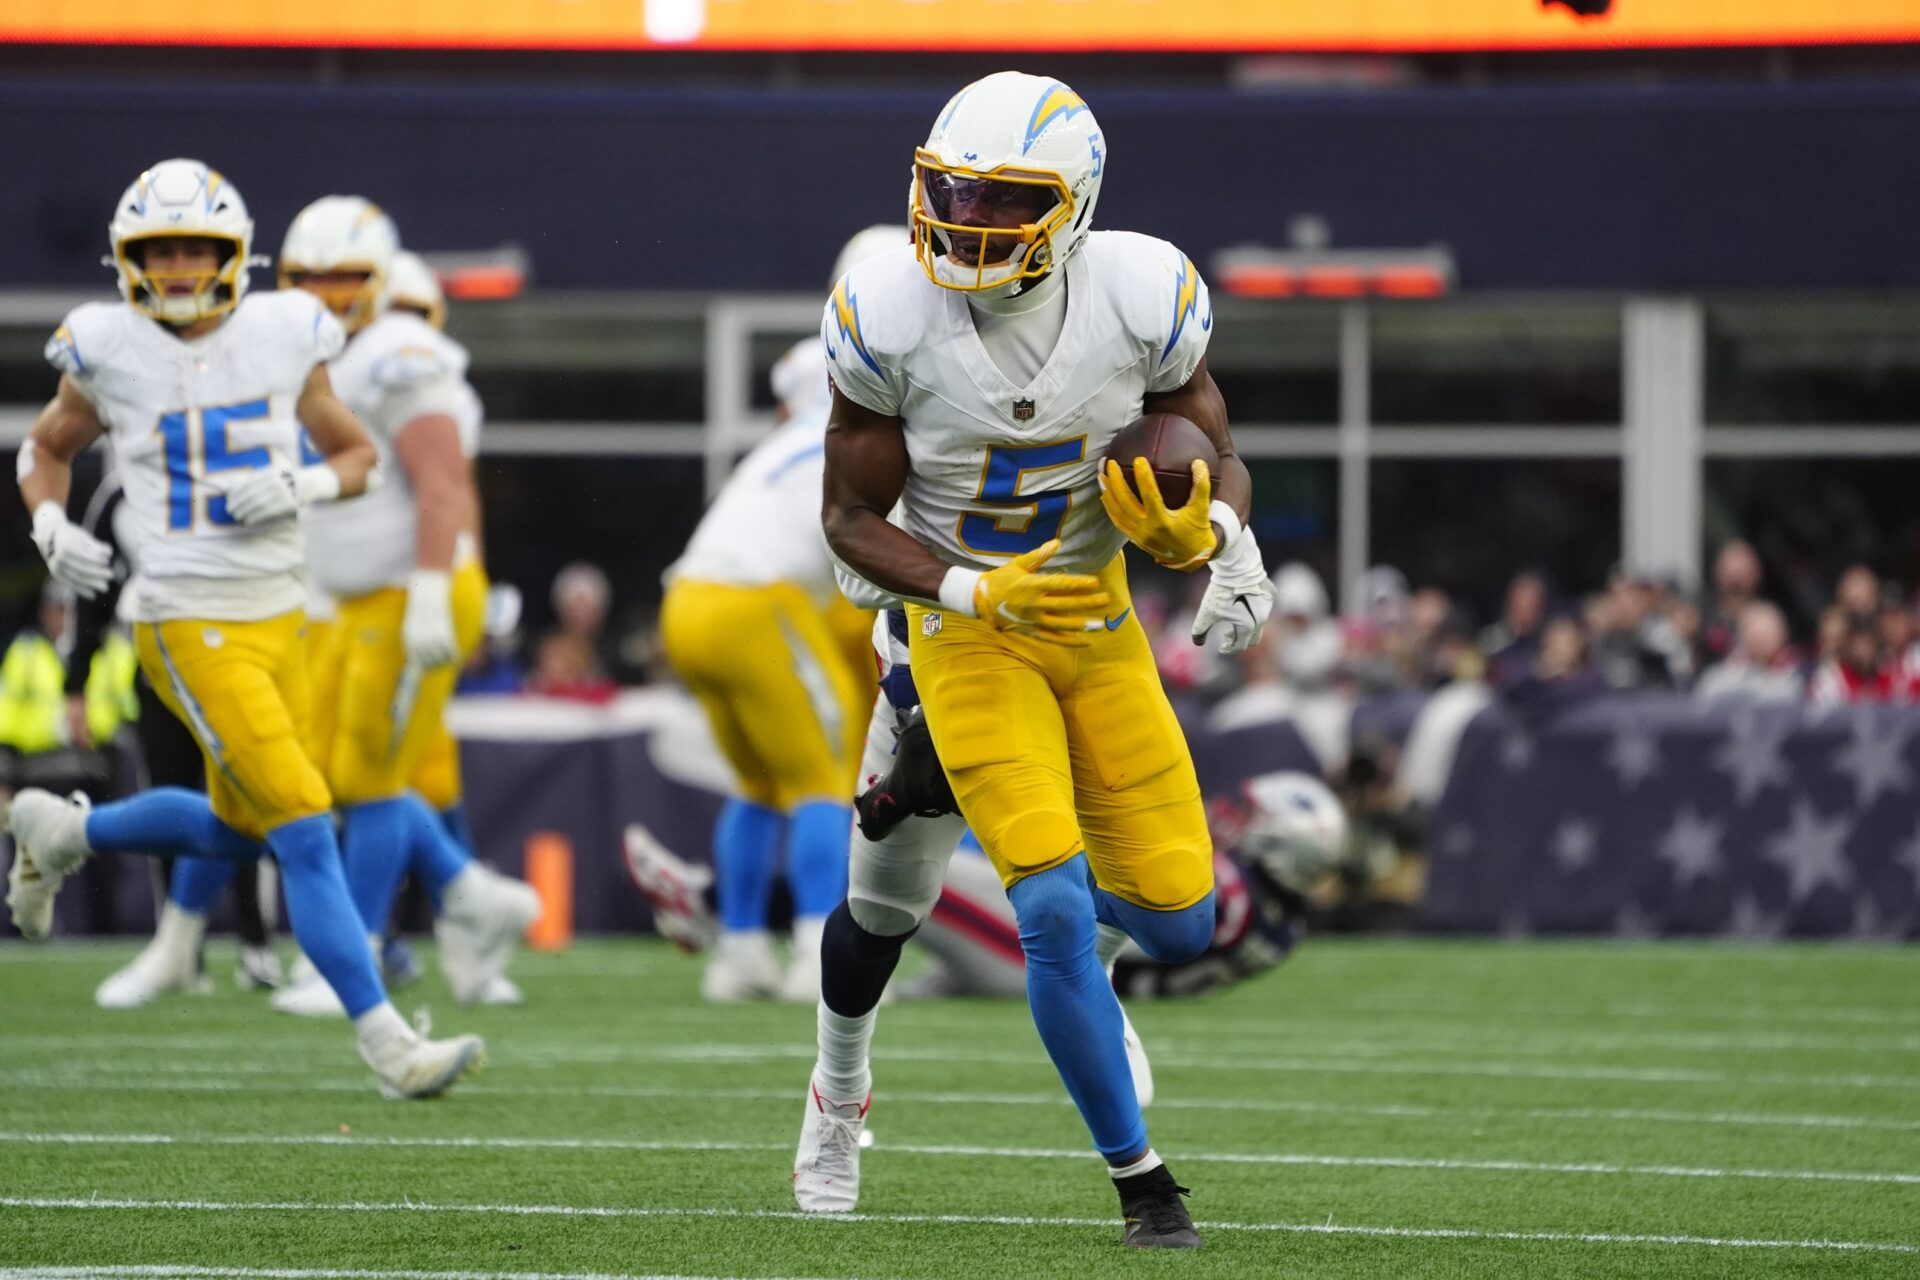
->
xmin=790 ymin=916 xmax=827 ymax=965
xmin=815 ymin=1002 xmax=876 ymax=1101
xmin=440 ymin=864 xmax=486 ymax=917
xmin=353 ymin=1000 xmax=411 ymax=1046
xmin=718 ymin=929 xmax=775 ymax=959
xmin=1110 ymin=1149 xmax=1164 ymax=1180
xmin=153 ymin=901 xmax=208 ymax=959
xmin=1095 ymin=922 xmax=1128 ymax=969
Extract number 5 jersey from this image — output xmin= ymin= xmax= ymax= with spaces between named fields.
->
xmin=821 ymin=231 xmax=1212 ymax=580
xmin=45 ymin=289 xmax=345 ymax=622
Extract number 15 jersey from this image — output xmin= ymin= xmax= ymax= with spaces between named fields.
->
xmin=46 ymin=290 xmax=345 ymax=621
xmin=822 ymin=231 xmax=1212 ymax=579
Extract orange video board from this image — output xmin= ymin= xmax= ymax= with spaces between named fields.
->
xmin=4 ymin=0 xmax=1918 ymax=52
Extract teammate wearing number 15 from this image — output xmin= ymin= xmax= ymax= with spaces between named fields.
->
xmin=801 ymin=74 xmax=1275 ymax=1247
xmin=8 ymin=158 xmax=484 ymax=1099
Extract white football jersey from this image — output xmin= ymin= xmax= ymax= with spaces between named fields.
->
xmin=667 ymin=411 xmax=836 ymax=601
xmin=305 ymin=309 xmax=483 ymax=599
xmin=822 ymin=231 xmax=1212 ymax=580
xmin=45 ymin=291 xmax=344 ymax=621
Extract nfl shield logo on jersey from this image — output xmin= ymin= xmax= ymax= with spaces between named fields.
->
xmin=1012 ymin=398 xmax=1035 ymax=422
xmin=923 ymin=612 xmax=943 ymax=637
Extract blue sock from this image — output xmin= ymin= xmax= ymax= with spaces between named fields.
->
xmin=341 ymin=797 xmax=414 ymax=935
xmin=438 ymin=802 xmax=475 ymax=857
xmin=169 ymin=857 xmax=238 ymax=914
xmin=423 ymin=801 xmax=476 ymax=913
xmin=1007 ymin=854 xmax=1146 ymax=1163
xmin=1091 ymin=880 xmax=1217 ymax=966
xmin=406 ymin=795 xmax=472 ymax=899
xmin=86 ymin=788 xmax=261 ymax=861
xmin=267 ymin=814 xmax=384 ymax=1018
xmin=714 ymin=798 xmax=786 ymax=932
xmin=786 ymin=800 xmax=851 ymax=920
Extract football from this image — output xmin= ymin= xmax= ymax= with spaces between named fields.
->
xmin=1104 ymin=412 xmax=1219 ymax=510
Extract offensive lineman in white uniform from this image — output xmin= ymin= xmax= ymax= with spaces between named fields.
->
xmin=269 ymin=197 xmax=539 ymax=1017
xmin=792 ymin=75 xmax=1274 ymax=1247
xmin=6 ymin=158 xmax=483 ymax=1098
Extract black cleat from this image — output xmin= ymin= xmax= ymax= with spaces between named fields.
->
xmin=1116 ymin=1165 xmax=1202 ymax=1249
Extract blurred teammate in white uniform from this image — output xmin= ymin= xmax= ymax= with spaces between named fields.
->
xmin=658 ymin=232 xmax=894 ymax=1000
xmin=6 ymin=158 xmax=483 ymax=1098
xmin=272 ymin=204 xmax=538 ymax=1017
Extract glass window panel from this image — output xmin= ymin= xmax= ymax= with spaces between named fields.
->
xmin=1370 ymin=300 xmax=1622 ymax=425
xmin=1371 ymin=459 xmax=1621 ymax=623
xmin=1704 ymin=458 xmax=1920 ymax=638
xmin=479 ymin=456 xmax=707 ymax=684
xmin=1704 ymin=298 xmax=1920 ymax=425
xmin=1207 ymin=302 xmax=1340 ymax=425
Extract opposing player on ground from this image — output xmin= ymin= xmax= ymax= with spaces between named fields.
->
xmin=793 ymin=75 xmax=1274 ymax=1246
xmin=659 ymin=258 xmax=885 ymax=1000
xmin=269 ymin=199 xmax=538 ymax=1016
xmin=859 ymin=715 xmax=1342 ymax=997
xmin=5 ymin=158 xmax=483 ymax=1097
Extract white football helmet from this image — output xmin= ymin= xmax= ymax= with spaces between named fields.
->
xmin=771 ymin=337 xmax=830 ymax=419
xmin=106 ymin=158 xmax=258 ymax=325
xmin=278 ymin=196 xmax=400 ymax=334
xmin=387 ymin=250 xmax=446 ymax=329
xmin=912 ymin=71 xmax=1105 ymax=296
xmin=1219 ymin=772 xmax=1349 ymax=894
xmin=831 ymin=224 xmax=906 ymax=288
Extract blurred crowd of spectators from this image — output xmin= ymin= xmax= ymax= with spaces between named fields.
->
xmin=1145 ymin=539 xmax=1920 ymax=719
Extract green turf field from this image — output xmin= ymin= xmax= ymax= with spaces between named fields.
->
xmin=1 ymin=936 xmax=1917 ymax=1279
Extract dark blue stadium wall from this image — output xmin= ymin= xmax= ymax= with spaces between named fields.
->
xmin=4 ymin=80 xmax=1918 ymax=291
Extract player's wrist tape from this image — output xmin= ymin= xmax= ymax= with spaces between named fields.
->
xmin=296 ymin=464 xmax=343 ymax=505
xmin=1208 ymin=522 xmax=1269 ymax=590
xmin=407 ymin=568 xmax=452 ymax=606
xmin=938 ymin=566 xmax=984 ymax=618
xmin=31 ymin=501 xmax=67 ymax=542
xmin=1207 ymin=500 xmax=1242 ymax=548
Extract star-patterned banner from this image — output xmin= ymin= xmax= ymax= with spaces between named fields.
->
xmin=1426 ymin=698 xmax=1920 ymax=939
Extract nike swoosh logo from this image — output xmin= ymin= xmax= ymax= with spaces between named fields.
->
xmin=1104 ymin=608 xmax=1133 ymax=631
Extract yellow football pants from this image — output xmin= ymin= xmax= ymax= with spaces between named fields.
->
xmin=660 ymin=578 xmax=866 ymax=811
xmin=906 ymin=553 xmax=1213 ymax=911
xmin=305 ymin=614 xmax=465 ymax=813
xmin=825 ymin=592 xmax=880 ymax=726
xmin=135 ymin=611 xmax=332 ymax=840
xmin=316 ymin=562 xmax=488 ymax=808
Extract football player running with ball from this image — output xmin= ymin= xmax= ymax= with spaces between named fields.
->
xmin=6 ymin=159 xmax=484 ymax=1099
xmin=795 ymin=75 xmax=1275 ymax=1247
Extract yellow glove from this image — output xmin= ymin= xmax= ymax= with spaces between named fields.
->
xmin=971 ymin=540 xmax=1111 ymax=648
xmin=1099 ymin=457 xmax=1217 ymax=571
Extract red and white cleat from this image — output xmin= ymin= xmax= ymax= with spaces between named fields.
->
xmin=622 ymin=823 xmax=715 ymax=954
xmin=793 ymin=1075 xmax=870 ymax=1213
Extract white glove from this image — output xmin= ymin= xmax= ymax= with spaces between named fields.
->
xmin=1191 ymin=524 xmax=1274 ymax=655
xmin=31 ymin=502 xmax=113 ymax=598
xmin=223 ymin=462 xmax=342 ymax=526
xmin=402 ymin=569 xmax=459 ymax=669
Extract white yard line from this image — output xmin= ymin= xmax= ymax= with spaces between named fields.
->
xmin=1156 ymin=1028 xmax=1920 ymax=1055
xmin=11 ymin=1035 xmax=1919 ymax=1089
xmin=1339 ymin=995 xmax=1920 ymax=1029
xmin=5 ymin=1130 xmax=1919 ymax=1188
xmin=0 ymin=1195 xmax=1911 ymax=1256
xmin=16 ymin=1069 xmax=1920 ymax=1134
xmin=0 ymin=1270 xmax=856 ymax=1280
